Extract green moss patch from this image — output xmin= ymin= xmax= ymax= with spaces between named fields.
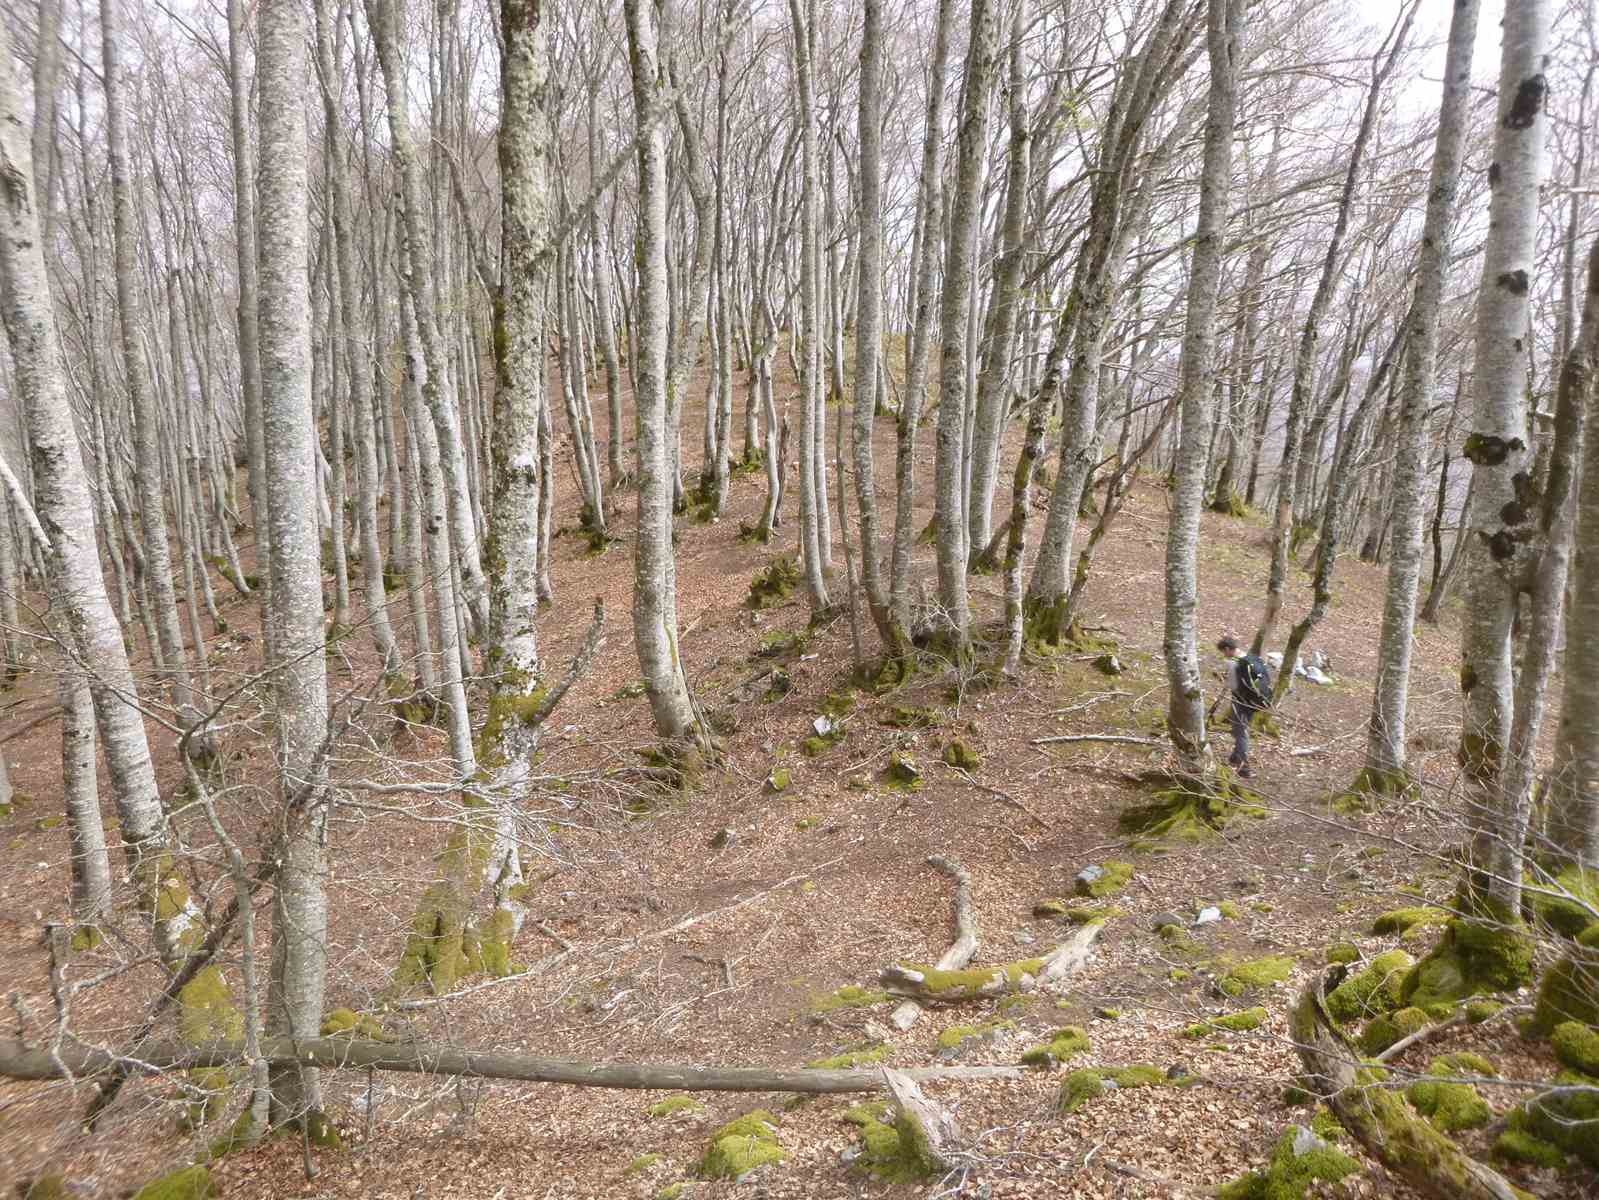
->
xmin=880 ymin=704 xmax=941 ymax=729
xmin=1552 ymin=1020 xmax=1599 ymax=1075
xmin=1117 ymin=777 xmax=1264 ymax=850
xmin=1526 ymin=922 xmax=1599 ymax=1037
xmin=840 ymin=1102 xmax=933 ymax=1183
xmin=880 ymin=750 xmax=922 ymax=789
xmin=1358 ymin=1006 xmax=1430 ymax=1055
xmin=699 ymin=1110 xmax=786 ymax=1179
xmin=1325 ymin=943 xmax=1360 ymax=965
xmin=1529 ymin=867 xmax=1599 ymax=939
xmin=1215 ymin=1126 xmax=1360 ymax=1200
xmin=1055 ymin=1064 xmax=1188 ymax=1114
xmin=131 ymin=1167 xmax=216 ymax=1200
xmin=1493 ymin=1125 xmax=1566 ymax=1169
xmin=177 ymin=966 xmax=243 ymax=1045
xmin=1432 ymin=1051 xmax=1497 ymax=1077
xmin=805 ymin=1042 xmax=889 ymax=1070
xmin=1057 ymin=1068 xmax=1106 ymax=1114
xmin=319 ymin=1008 xmax=391 ymax=1041
xmin=1518 ymin=1077 xmax=1599 ymax=1168
xmin=1371 ymin=907 xmax=1449 ymax=937
xmin=936 ymin=1019 xmax=1015 ymax=1058
xmin=747 ymin=557 xmax=800 ymax=609
xmin=1406 ymin=1069 xmax=1491 ymax=1133
xmin=1019 ymin=1026 xmax=1089 ymax=1067
xmin=1218 ymin=956 xmax=1295 ymax=997
xmin=1400 ymin=918 xmax=1535 ymax=1011
xmin=811 ymin=985 xmax=890 ymax=1013
xmin=1074 ymin=861 xmax=1133 ymax=899
xmin=1325 ymin=949 xmax=1411 ymax=1024
xmin=646 ymin=1095 xmax=704 ymax=1119
xmin=1184 ymin=1007 xmax=1267 ymax=1038
xmin=942 ymin=739 xmax=981 ymax=769
xmin=625 ymin=1153 xmax=663 ymax=1176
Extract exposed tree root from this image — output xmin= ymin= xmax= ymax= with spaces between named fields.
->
xmin=880 ymin=921 xmax=1102 ymax=1002
xmin=891 ymin=856 xmax=979 ymax=1031
xmin=1290 ymin=967 xmax=1526 ymax=1200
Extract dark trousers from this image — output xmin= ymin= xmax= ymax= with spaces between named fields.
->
xmin=1228 ymin=701 xmax=1252 ymax=769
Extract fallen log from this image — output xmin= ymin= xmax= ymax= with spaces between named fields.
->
xmin=1290 ymin=968 xmax=1522 ymax=1200
xmin=881 ymin=921 xmax=1102 ymax=1003
xmin=0 ymin=1037 xmax=1021 ymax=1094
xmin=883 ymin=1067 xmax=962 ymax=1172
xmin=891 ymin=856 xmax=978 ymax=1031
xmin=1031 ymin=733 xmax=1164 ymax=748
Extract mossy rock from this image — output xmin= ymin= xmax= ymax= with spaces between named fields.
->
xmin=1159 ymin=923 xmax=1202 ymax=955
xmin=811 ymin=985 xmax=890 ymax=1013
xmin=1055 ymin=1064 xmax=1188 ymax=1114
xmin=1032 ymin=898 xmax=1070 ymax=918
xmin=880 ymin=704 xmax=941 ymax=729
xmin=698 ymin=1110 xmax=786 ymax=1179
xmin=1056 ymin=1068 xmax=1106 ymax=1114
xmin=1371 ymin=907 xmax=1449 ymax=937
xmin=936 ymin=1019 xmax=1016 ymax=1059
xmin=1215 ymin=1125 xmax=1360 ymax=1200
xmin=1118 ymin=777 xmax=1264 ymax=850
xmin=1431 ymin=1051 xmax=1497 ymax=1078
xmin=1184 ymin=1007 xmax=1267 ymax=1038
xmin=1529 ymin=867 xmax=1599 ymax=939
xmin=1526 ymin=922 xmax=1599 ymax=1036
xmin=131 ymin=1166 xmax=216 ymax=1200
xmin=1359 ymin=1005 xmax=1430 ymax=1055
xmin=840 ymin=1103 xmax=926 ymax=1183
xmin=747 ymin=557 xmax=800 ymax=609
xmin=1519 ymin=1076 xmax=1599 ymax=1167
xmin=941 ymin=739 xmax=981 ymax=770
xmin=1018 ymin=1026 xmax=1089 ymax=1067
xmin=1493 ymin=1125 xmax=1566 ymax=1169
xmin=1465 ymin=998 xmax=1503 ymax=1024
xmin=752 ymin=629 xmax=808 ymax=661
xmin=1400 ymin=918 xmax=1535 ymax=1011
xmin=805 ymin=1042 xmax=889 ymax=1070
xmin=1218 ymin=956 xmax=1295 ymax=997
xmin=1065 ymin=904 xmax=1125 ymax=924
xmin=1325 ymin=949 xmax=1412 ymax=1023
xmin=1406 ymin=1073 xmax=1491 ymax=1133
xmin=1551 ymin=1020 xmax=1599 ymax=1075
xmin=766 ymin=767 xmax=791 ymax=794
xmin=1325 ymin=943 xmax=1360 ymax=965
xmin=646 ymin=1095 xmax=704 ymax=1119
xmin=1074 ymin=861 xmax=1133 ymax=899
xmin=880 ymin=751 xmax=921 ymax=790
xmin=819 ymin=689 xmax=858 ymax=718
xmin=177 ymin=966 xmax=243 ymax=1045
xmin=319 ymin=1008 xmax=391 ymax=1041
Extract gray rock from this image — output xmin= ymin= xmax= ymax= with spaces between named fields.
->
xmin=1076 ymin=865 xmax=1106 ymax=888
xmin=1290 ymin=1124 xmax=1334 ymax=1158
xmin=1149 ymin=911 xmax=1186 ymax=931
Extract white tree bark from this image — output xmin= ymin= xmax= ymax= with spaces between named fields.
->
xmin=0 ymin=20 xmax=189 ymax=961
xmin=626 ymin=0 xmax=705 ymax=746
xmin=1164 ymin=0 xmax=1245 ymax=775
xmin=932 ymin=0 xmax=998 ymax=649
xmin=101 ymin=0 xmax=200 ymax=741
xmin=1363 ymin=0 xmax=1480 ymax=789
xmin=363 ymin=0 xmax=489 ymax=638
xmin=257 ymin=0 xmax=330 ymax=1129
xmin=1457 ymin=0 xmax=1552 ymax=914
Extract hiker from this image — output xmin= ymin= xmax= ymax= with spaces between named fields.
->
xmin=1210 ymin=636 xmax=1272 ymax=778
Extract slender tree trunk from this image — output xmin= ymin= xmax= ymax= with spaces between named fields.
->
xmin=364 ymin=0 xmax=489 ymax=638
xmin=1458 ymin=0 xmax=1553 ymax=918
xmin=1164 ymin=0 xmax=1244 ymax=776
xmin=890 ymin=0 xmax=954 ymax=632
xmin=0 ymin=17 xmax=193 ymax=965
xmin=1362 ymin=0 xmax=1480 ymax=791
xmin=626 ymin=0 xmax=705 ymax=747
xmin=60 ymin=672 xmax=111 ymax=929
xmin=101 ymin=0 xmax=200 ymax=746
xmin=932 ymin=0 xmax=998 ymax=650
xmin=257 ymin=0 xmax=330 ymax=1131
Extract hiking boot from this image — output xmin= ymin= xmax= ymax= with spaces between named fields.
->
xmin=1236 ymin=765 xmax=1252 ymax=779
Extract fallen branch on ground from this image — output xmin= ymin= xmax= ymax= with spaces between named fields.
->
xmin=1031 ymin=733 xmax=1164 ymax=748
xmin=0 ymin=1037 xmax=1022 ymax=1094
xmin=880 ymin=921 xmax=1102 ymax=1002
xmin=1291 ymin=967 xmax=1522 ymax=1200
xmin=891 ymin=856 xmax=978 ymax=1031
xmin=883 ymin=1067 xmax=962 ymax=1172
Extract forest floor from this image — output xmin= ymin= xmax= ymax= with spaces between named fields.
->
xmin=0 ymin=378 xmax=1587 ymax=1200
